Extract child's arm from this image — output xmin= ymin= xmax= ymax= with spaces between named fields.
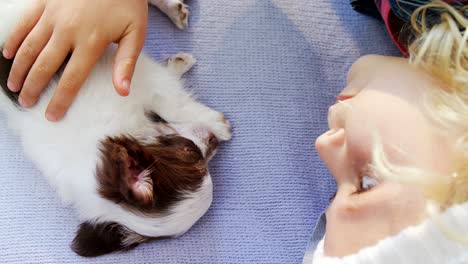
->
xmin=2 ymin=0 xmax=148 ymax=121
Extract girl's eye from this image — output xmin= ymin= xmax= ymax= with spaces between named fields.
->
xmin=360 ymin=175 xmax=379 ymax=191
xmin=351 ymin=175 xmax=379 ymax=195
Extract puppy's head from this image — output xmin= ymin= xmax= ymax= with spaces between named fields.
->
xmin=72 ymin=119 xmax=219 ymax=257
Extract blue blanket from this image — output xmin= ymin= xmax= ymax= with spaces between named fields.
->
xmin=0 ymin=1 xmax=399 ymax=263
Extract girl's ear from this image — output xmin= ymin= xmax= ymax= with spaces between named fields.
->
xmin=71 ymin=221 xmax=140 ymax=257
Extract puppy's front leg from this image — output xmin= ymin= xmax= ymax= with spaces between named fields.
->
xmin=148 ymin=0 xmax=189 ymax=30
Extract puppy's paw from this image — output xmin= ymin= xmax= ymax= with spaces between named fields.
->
xmin=167 ymin=1 xmax=189 ymax=30
xmin=167 ymin=53 xmax=196 ymax=75
xmin=204 ymin=112 xmax=232 ymax=142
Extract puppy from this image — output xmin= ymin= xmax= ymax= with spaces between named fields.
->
xmin=0 ymin=0 xmax=231 ymax=257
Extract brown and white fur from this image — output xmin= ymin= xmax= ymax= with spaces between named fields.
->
xmin=0 ymin=0 xmax=231 ymax=257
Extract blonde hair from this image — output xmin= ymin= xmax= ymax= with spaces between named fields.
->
xmin=371 ymin=1 xmax=468 ymax=207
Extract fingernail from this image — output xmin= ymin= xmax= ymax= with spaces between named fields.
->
xmin=7 ymin=80 xmax=18 ymax=92
xmin=46 ymin=112 xmax=58 ymax=122
xmin=18 ymin=97 xmax=30 ymax=107
xmin=2 ymin=49 xmax=11 ymax=59
xmin=121 ymin=79 xmax=130 ymax=95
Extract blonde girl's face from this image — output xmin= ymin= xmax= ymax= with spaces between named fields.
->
xmin=315 ymin=55 xmax=455 ymax=257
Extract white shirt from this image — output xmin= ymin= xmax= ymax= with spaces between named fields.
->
xmin=304 ymin=202 xmax=468 ymax=264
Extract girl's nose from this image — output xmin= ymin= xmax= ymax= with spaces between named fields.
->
xmin=316 ymin=128 xmax=359 ymax=187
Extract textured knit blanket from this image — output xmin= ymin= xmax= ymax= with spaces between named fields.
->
xmin=0 ymin=1 xmax=399 ymax=263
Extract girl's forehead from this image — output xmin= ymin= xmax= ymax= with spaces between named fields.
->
xmin=350 ymin=56 xmax=440 ymax=103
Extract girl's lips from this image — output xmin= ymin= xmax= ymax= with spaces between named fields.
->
xmin=336 ymin=94 xmax=354 ymax=101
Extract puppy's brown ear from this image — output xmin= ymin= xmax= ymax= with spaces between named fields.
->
xmin=99 ymin=140 xmax=155 ymax=207
xmin=116 ymin=145 xmax=155 ymax=206
xmin=71 ymin=221 xmax=139 ymax=257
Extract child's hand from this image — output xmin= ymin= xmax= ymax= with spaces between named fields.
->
xmin=3 ymin=0 xmax=148 ymax=121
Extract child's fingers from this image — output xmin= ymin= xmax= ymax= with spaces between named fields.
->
xmin=112 ymin=27 xmax=146 ymax=96
xmin=2 ymin=0 xmax=45 ymax=59
xmin=19 ymin=35 xmax=71 ymax=108
xmin=45 ymin=48 xmax=103 ymax=122
xmin=8 ymin=20 xmax=52 ymax=93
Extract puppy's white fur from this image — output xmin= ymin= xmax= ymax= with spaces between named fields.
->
xmin=0 ymin=0 xmax=230 ymax=239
